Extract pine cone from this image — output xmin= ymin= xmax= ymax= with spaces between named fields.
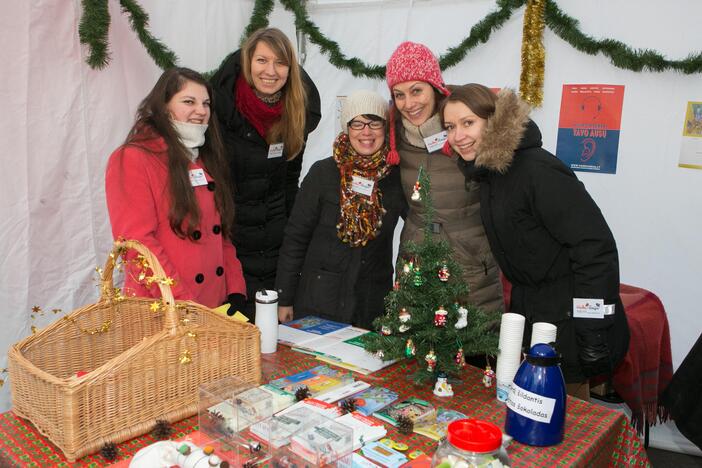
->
xmin=152 ymin=419 xmax=172 ymax=440
xmin=340 ymin=398 xmax=358 ymax=414
xmin=295 ymin=385 xmax=312 ymax=401
xmin=396 ymin=415 xmax=414 ymax=435
xmin=100 ymin=441 xmax=119 ymax=461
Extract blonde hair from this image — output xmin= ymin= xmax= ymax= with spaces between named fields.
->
xmin=241 ymin=28 xmax=308 ymax=159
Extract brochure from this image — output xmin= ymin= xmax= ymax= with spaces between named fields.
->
xmin=350 ymin=386 xmax=399 ymax=416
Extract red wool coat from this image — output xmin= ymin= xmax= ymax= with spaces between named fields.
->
xmin=105 ymin=136 xmax=245 ymax=308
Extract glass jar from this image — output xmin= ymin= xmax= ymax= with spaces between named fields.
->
xmin=432 ymin=419 xmax=511 ymax=467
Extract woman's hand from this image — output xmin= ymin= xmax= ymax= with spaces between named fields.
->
xmin=278 ymin=305 xmax=294 ymax=323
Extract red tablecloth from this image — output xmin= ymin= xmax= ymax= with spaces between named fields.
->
xmin=0 ymin=346 xmax=650 ymax=467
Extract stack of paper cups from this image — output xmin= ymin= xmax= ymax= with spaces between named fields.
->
xmin=255 ymin=290 xmax=279 ymax=354
xmin=530 ymin=322 xmax=557 ymax=348
xmin=496 ymin=313 xmax=526 ymax=402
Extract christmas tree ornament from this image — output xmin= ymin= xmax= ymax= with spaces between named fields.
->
xmin=405 ymin=338 xmax=416 ymax=357
xmin=455 ymin=347 xmax=466 ymax=367
xmin=381 ymin=325 xmax=392 ymax=336
xmin=398 ymin=308 xmax=411 ymax=332
xmin=454 ymin=304 xmax=468 ymax=329
xmin=411 ymin=180 xmax=422 ymax=201
xmin=483 ymin=364 xmax=496 ymax=388
xmin=412 ymin=266 xmax=424 ymax=286
xmin=434 ymin=306 xmax=448 ymax=327
xmin=432 ymin=371 xmax=454 ymax=397
xmin=425 ymin=349 xmax=437 ymax=372
xmin=393 ymin=280 xmax=400 ymax=291
xmin=437 ymin=264 xmax=450 ymax=282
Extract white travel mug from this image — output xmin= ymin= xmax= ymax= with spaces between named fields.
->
xmin=255 ymin=289 xmax=278 ymax=354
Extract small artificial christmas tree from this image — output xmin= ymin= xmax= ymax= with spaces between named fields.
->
xmin=361 ymin=166 xmax=500 ymax=384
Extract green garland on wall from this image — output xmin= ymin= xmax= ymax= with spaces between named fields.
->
xmin=78 ymin=0 xmax=111 ymax=69
xmin=279 ymin=0 xmax=525 ymax=78
xmin=120 ymin=0 xmax=177 ymax=70
xmin=78 ymin=0 xmax=702 ymax=76
xmin=240 ymin=0 xmax=274 ymax=46
xmin=544 ymin=0 xmax=702 ymax=74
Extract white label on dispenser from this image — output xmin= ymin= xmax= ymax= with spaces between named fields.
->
xmin=506 ymin=383 xmax=556 ymax=423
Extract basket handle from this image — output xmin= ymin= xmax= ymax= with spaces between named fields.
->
xmin=101 ymin=239 xmax=179 ymax=333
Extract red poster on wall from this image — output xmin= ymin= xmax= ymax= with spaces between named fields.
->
xmin=555 ymin=84 xmax=625 ymax=174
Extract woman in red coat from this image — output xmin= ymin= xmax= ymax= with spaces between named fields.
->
xmin=106 ymin=68 xmax=246 ymax=310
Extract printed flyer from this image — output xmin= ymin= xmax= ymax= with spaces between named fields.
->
xmin=555 ymin=84 xmax=625 ymax=174
xmin=678 ymin=101 xmax=702 ymax=170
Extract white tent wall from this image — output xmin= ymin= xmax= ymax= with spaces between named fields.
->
xmin=1 ymin=0 xmax=700 ymax=454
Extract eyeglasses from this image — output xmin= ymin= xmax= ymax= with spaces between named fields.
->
xmin=348 ymin=120 xmax=385 ymax=131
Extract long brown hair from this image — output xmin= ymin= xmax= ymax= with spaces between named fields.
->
xmin=439 ymin=83 xmax=497 ymax=122
xmin=125 ymin=67 xmax=235 ymax=239
xmin=240 ymin=28 xmax=308 ymax=159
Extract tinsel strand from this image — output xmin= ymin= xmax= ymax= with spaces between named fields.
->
xmin=519 ymin=0 xmax=546 ymax=107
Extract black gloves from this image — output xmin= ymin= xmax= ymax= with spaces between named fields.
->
xmin=576 ymin=324 xmax=614 ymax=378
xmin=226 ymin=293 xmax=247 ymax=317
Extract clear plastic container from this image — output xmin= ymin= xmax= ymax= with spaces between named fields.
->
xmin=432 ymin=419 xmax=511 ymax=467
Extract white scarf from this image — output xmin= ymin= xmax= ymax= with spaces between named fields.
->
xmin=172 ymin=120 xmax=208 ymax=161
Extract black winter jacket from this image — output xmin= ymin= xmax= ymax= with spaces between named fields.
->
xmin=276 ymin=157 xmax=406 ymax=329
xmin=210 ymin=50 xmax=321 ymax=317
xmin=459 ymin=90 xmax=629 ymax=383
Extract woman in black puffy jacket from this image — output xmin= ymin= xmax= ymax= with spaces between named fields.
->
xmin=441 ymin=84 xmax=629 ymax=400
xmin=210 ymin=28 xmax=321 ymax=319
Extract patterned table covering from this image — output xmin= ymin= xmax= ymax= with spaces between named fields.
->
xmin=0 ymin=347 xmax=650 ymax=467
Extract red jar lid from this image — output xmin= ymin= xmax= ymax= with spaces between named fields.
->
xmin=447 ymin=419 xmax=502 ymax=452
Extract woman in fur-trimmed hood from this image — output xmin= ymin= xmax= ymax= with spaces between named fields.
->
xmin=440 ymin=84 xmax=630 ymax=399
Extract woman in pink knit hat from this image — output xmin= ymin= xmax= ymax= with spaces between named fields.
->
xmin=385 ymin=42 xmax=503 ymax=314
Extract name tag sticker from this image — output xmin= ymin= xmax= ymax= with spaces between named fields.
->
xmin=189 ymin=168 xmax=207 ymax=187
xmin=573 ymin=298 xmax=604 ymax=319
xmin=268 ymin=143 xmax=284 ymax=159
xmin=423 ymin=130 xmax=448 ymax=153
xmin=351 ymin=176 xmax=374 ymax=197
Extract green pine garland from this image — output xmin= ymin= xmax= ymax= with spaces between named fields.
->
xmin=240 ymin=0 xmax=275 ymax=46
xmin=544 ymin=0 xmax=702 ymax=74
xmin=120 ymin=0 xmax=177 ymax=70
xmin=78 ymin=0 xmax=111 ymax=69
xmin=280 ymin=0 xmax=525 ymax=78
xmin=78 ymin=0 xmax=702 ymax=76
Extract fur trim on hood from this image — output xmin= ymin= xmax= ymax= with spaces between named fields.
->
xmin=476 ymin=88 xmax=532 ymax=174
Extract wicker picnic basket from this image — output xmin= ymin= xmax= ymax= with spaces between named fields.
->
xmin=7 ymin=239 xmax=261 ymax=462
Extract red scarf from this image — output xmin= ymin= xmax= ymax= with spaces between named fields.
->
xmin=234 ymin=75 xmax=284 ymax=138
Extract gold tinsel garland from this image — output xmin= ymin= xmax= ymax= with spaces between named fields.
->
xmin=519 ymin=0 xmax=547 ymax=107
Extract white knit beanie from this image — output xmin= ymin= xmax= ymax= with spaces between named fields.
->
xmin=340 ymin=90 xmax=389 ymax=134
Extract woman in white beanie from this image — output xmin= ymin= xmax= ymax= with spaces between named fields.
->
xmin=275 ymin=90 xmax=406 ymax=329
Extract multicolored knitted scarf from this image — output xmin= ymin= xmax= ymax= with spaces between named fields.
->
xmin=333 ymin=132 xmax=391 ymax=247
